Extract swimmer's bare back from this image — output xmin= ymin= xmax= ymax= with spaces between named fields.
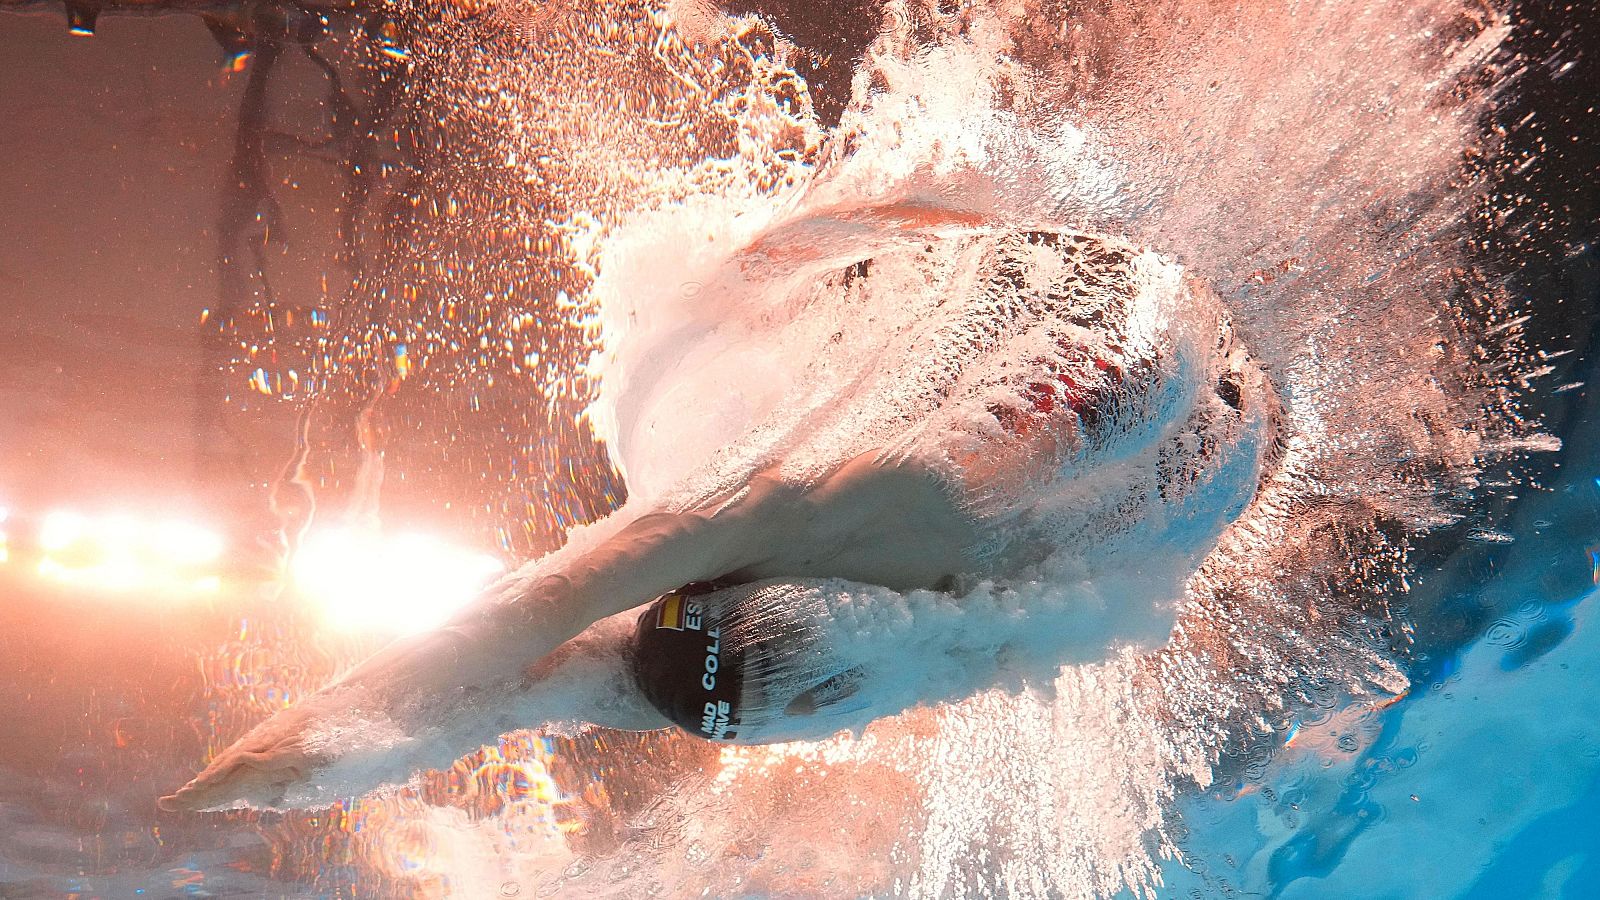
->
xmin=160 ymin=451 xmax=981 ymax=811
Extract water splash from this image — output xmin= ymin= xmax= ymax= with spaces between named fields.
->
xmin=232 ymin=0 xmax=1546 ymax=896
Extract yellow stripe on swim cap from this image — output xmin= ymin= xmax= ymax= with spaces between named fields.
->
xmin=656 ymin=592 xmax=686 ymax=631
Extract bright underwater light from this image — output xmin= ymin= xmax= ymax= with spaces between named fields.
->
xmin=291 ymin=527 xmax=504 ymax=636
xmin=2 ymin=497 xmax=502 ymax=632
xmin=29 ymin=508 xmax=227 ymax=596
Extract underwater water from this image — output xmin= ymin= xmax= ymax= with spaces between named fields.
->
xmin=0 ymin=0 xmax=1596 ymax=897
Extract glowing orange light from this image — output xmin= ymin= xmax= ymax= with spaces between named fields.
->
xmin=32 ymin=509 xmax=227 ymax=596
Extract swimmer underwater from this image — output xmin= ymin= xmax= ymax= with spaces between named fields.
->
xmin=162 ymin=223 xmax=1282 ymax=812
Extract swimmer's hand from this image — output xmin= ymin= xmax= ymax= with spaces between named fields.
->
xmin=159 ymin=616 xmax=571 ymax=812
xmin=160 ymin=502 xmax=770 ymax=812
xmin=158 ymin=684 xmax=365 ymax=812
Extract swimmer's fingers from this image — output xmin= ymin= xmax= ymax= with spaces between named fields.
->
xmin=159 ymin=680 xmax=388 ymax=813
xmin=158 ymin=749 xmax=311 ymax=812
xmin=159 ymin=704 xmax=325 ymax=812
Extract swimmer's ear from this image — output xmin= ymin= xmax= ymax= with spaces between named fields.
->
xmin=783 ymin=679 xmax=861 ymax=717
xmin=784 ymin=692 xmax=819 ymax=716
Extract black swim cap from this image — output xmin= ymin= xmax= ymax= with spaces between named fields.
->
xmin=630 ymin=583 xmax=748 ymax=741
xmin=629 ymin=581 xmax=868 ymax=744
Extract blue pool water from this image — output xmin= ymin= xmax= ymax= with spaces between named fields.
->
xmin=1152 ymin=348 xmax=1600 ymax=897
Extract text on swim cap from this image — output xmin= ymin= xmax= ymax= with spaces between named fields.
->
xmin=701 ymin=700 xmax=731 ymax=739
xmin=701 ymin=626 xmax=721 ymax=690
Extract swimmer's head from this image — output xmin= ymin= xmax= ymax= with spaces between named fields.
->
xmin=629 ymin=581 xmax=875 ymax=745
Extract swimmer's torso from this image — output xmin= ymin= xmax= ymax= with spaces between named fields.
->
xmin=163 ymin=226 xmax=1285 ymax=809
xmin=653 ymin=227 xmax=1278 ymax=583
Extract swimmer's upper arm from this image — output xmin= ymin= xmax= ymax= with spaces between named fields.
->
xmin=473 ymin=490 xmax=784 ymax=654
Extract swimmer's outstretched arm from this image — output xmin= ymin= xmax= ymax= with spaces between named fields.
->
xmin=317 ymin=452 xmax=969 ymax=708
xmin=160 ymin=454 xmax=976 ymax=811
xmin=157 ymin=609 xmax=671 ymax=811
xmin=156 ymin=483 xmax=785 ymax=812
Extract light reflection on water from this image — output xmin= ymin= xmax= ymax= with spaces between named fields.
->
xmin=0 ymin=0 xmax=1595 ymax=897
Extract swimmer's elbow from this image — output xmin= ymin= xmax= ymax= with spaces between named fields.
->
xmin=483 ymin=502 xmax=774 ymax=638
